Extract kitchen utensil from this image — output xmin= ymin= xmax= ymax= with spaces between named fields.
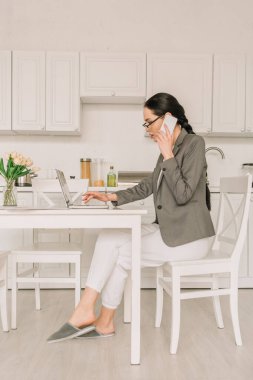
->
xmin=15 ymin=172 xmax=38 ymax=187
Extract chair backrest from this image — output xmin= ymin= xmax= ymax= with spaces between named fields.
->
xmin=212 ymin=174 xmax=252 ymax=264
xmin=31 ymin=178 xmax=88 ymax=207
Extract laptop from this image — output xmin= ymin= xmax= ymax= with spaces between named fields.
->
xmin=56 ymin=169 xmax=109 ymax=209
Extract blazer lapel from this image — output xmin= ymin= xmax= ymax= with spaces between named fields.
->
xmin=172 ymin=128 xmax=188 ymax=156
xmin=156 ymin=128 xmax=188 ymax=192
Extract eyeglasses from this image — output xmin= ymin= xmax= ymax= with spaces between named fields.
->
xmin=142 ymin=115 xmax=164 ymax=128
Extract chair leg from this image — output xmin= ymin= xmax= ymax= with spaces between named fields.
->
xmin=34 ymin=264 xmax=41 ymax=311
xmin=11 ymin=258 xmax=17 ymax=330
xmin=123 ymin=274 xmax=131 ymax=323
xmin=230 ymin=273 xmax=242 ymax=346
xmin=75 ymin=259 xmax=81 ymax=307
xmin=170 ymin=271 xmax=180 ymax=354
xmin=0 ymin=259 xmax=9 ymax=332
xmin=155 ymin=266 xmax=164 ymax=328
xmin=212 ymin=275 xmax=224 ymax=329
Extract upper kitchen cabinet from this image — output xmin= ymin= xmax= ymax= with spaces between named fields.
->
xmin=0 ymin=51 xmax=11 ymax=131
xmin=12 ymin=51 xmax=80 ymax=134
xmin=246 ymin=55 xmax=253 ymax=132
xmin=12 ymin=51 xmax=46 ymax=131
xmin=80 ymin=53 xmax=146 ymax=104
xmin=212 ymin=54 xmax=246 ymax=134
xmin=147 ymin=54 xmax=213 ymax=133
xmin=46 ymin=52 xmax=80 ymax=132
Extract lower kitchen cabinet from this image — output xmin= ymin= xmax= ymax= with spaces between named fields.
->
xmin=247 ymin=195 xmax=253 ymax=278
xmin=1 ymin=189 xmax=253 ymax=289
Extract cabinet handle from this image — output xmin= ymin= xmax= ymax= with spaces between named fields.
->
xmin=41 ymin=126 xmax=45 ymax=131
xmin=241 ymin=128 xmax=245 ymax=132
xmin=206 ymin=129 xmax=211 ymax=133
xmin=111 ymin=91 xmax=116 ymax=96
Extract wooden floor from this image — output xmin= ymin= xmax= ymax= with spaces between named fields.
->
xmin=1 ymin=289 xmax=253 ymax=380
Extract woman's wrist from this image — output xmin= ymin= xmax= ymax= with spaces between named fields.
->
xmin=107 ymin=193 xmax=118 ymax=202
xmin=163 ymin=152 xmax=174 ymax=160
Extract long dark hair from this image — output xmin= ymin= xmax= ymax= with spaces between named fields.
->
xmin=145 ymin=93 xmax=211 ymax=211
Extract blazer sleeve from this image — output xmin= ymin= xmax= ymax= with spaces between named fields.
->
xmin=160 ymin=136 xmax=206 ymax=205
xmin=112 ymin=173 xmax=154 ymax=206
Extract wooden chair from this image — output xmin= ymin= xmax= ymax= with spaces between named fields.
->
xmin=0 ymin=251 xmax=9 ymax=332
xmin=155 ymin=174 xmax=252 ymax=354
xmin=10 ymin=178 xmax=87 ymax=329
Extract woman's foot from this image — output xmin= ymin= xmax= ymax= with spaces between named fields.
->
xmin=94 ymin=316 xmax=115 ymax=335
xmin=69 ymin=304 xmax=96 ymax=328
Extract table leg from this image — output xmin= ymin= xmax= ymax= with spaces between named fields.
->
xmin=123 ymin=275 xmax=132 ymax=323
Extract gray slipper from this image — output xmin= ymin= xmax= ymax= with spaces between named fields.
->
xmin=76 ymin=328 xmax=115 ymax=339
xmin=47 ymin=322 xmax=95 ymax=343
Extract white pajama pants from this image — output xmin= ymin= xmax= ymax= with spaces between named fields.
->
xmin=86 ymin=224 xmax=211 ymax=309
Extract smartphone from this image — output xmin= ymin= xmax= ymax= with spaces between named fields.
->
xmin=160 ymin=113 xmax=178 ymax=135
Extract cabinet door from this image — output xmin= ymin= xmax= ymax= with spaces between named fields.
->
xmin=0 ymin=51 xmax=11 ymax=131
xmin=212 ymin=54 xmax=245 ymax=133
xmin=247 ymin=199 xmax=253 ymax=277
xmin=147 ymin=54 xmax=213 ymax=133
xmin=46 ymin=52 xmax=80 ymax=132
xmin=12 ymin=51 xmax=45 ymax=131
xmin=246 ymin=55 xmax=253 ymax=133
xmin=80 ymin=53 xmax=146 ymax=102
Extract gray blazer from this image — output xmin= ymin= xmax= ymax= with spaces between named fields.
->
xmin=114 ymin=128 xmax=215 ymax=247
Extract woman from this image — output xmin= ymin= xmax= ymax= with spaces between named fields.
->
xmin=48 ymin=93 xmax=215 ymax=342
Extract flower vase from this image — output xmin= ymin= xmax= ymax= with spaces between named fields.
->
xmin=3 ymin=180 xmax=17 ymax=206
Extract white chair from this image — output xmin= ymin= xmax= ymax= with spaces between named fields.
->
xmin=155 ymin=174 xmax=252 ymax=354
xmin=10 ymin=178 xmax=87 ymax=329
xmin=0 ymin=251 xmax=9 ymax=332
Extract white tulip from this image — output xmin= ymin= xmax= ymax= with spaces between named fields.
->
xmin=14 ymin=157 xmax=22 ymax=165
xmin=21 ymin=158 xmax=27 ymax=166
xmin=10 ymin=151 xmax=18 ymax=159
xmin=25 ymin=158 xmax=33 ymax=167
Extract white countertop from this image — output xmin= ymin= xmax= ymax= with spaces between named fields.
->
xmin=0 ymin=184 xmax=252 ymax=193
xmin=0 ymin=207 xmax=147 ymax=215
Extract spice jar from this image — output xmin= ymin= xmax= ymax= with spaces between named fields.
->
xmin=80 ymin=158 xmax=92 ymax=186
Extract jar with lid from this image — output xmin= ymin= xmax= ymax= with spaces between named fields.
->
xmin=93 ymin=158 xmax=105 ymax=187
xmin=80 ymin=158 xmax=91 ymax=186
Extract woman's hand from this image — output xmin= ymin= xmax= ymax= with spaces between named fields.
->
xmin=82 ymin=191 xmax=118 ymax=203
xmin=149 ymin=125 xmax=174 ymax=160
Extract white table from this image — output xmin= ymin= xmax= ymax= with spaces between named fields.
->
xmin=0 ymin=207 xmax=146 ymax=365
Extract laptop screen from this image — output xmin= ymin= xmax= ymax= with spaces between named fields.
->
xmin=56 ymin=169 xmax=75 ymax=206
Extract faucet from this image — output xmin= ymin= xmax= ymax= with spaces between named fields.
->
xmin=205 ymin=146 xmax=225 ymax=159
xmin=205 ymin=147 xmax=225 ymax=187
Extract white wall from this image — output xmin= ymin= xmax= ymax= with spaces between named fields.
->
xmin=0 ymin=0 xmax=253 ymax=185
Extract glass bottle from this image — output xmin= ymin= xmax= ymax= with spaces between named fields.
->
xmin=107 ymin=166 xmax=117 ymax=187
xmin=80 ymin=158 xmax=92 ymax=186
xmin=93 ymin=158 xmax=105 ymax=187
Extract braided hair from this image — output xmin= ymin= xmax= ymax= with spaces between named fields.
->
xmin=144 ymin=93 xmax=211 ymax=210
